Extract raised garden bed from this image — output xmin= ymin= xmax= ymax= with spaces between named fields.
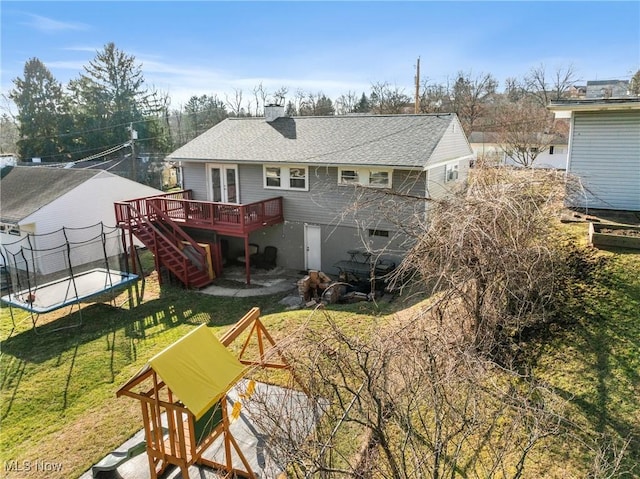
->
xmin=589 ymin=222 xmax=640 ymax=250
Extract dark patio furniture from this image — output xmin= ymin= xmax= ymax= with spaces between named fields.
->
xmin=252 ymin=246 xmax=278 ymax=269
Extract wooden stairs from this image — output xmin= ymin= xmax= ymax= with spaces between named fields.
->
xmin=116 ymin=200 xmax=213 ymax=289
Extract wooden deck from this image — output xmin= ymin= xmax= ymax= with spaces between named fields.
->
xmin=115 ymin=190 xmax=284 ymax=237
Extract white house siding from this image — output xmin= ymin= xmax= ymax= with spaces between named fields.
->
xmin=503 ymin=145 xmax=568 ymax=169
xmin=568 ymin=110 xmax=640 ymax=211
xmin=17 ymin=172 xmax=162 ymax=276
xmin=471 ymin=142 xmax=502 ymax=162
xmin=537 ymin=146 xmax=568 ymax=169
xmin=428 ymin=118 xmax=474 ymax=166
xmin=471 ymin=141 xmax=568 ymax=169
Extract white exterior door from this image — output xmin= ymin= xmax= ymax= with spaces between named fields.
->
xmin=304 ymin=224 xmax=322 ymax=271
xmin=207 ymin=164 xmax=238 ymax=203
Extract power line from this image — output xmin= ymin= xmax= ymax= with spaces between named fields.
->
xmin=17 ymin=116 xmax=161 ymax=143
xmin=16 ymin=133 xmax=168 ymax=162
xmin=35 ymin=142 xmax=130 ymax=167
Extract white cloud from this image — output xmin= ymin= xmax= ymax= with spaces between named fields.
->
xmin=22 ymin=14 xmax=89 ymax=33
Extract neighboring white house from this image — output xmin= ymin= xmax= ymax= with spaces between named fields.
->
xmin=468 ymin=132 xmax=568 ymax=169
xmin=585 ymin=79 xmax=630 ymax=99
xmin=0 ymin=166 xmax=163 ymax=272
xmin=548 ymin=98 xmax=640 ymax=211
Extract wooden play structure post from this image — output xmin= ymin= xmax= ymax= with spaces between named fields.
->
xmin=116 ymin=307 xmax=297 ymax=479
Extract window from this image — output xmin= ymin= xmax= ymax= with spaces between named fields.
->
xmin=338 ymin=167 xmax=393 ymax=188
xmin=369 ymin=170 xmax=390 ymax=187
xmin=264 ymin=165 xmax=308 ymax=191
xmin=289 ymin=167 xmax=306 ymax=189
xmin=265 ymin=167 xmax=281 ymax=187
xmin=549 ymin=146 xmax=555 ymax=155
xmin=340 ymin=169 xmax=359 ymax=184
xmin=369 ymin=229 xmax=389 ymax=238
xmin=445 ymin=163 xmax=459 ymax=182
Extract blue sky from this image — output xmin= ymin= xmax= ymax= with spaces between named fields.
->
xmin=1 ymin=1 xmax=639 ymax=111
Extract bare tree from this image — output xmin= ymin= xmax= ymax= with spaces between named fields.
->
xmin=293 ymin=89 xmax=307 ymax=116
xmin=335 ymin=91 xmax=359 ymax=115
xmin=370 ymin=82 xmax=411 ymax=114
xmin=495 ymin=99 xmax=557 ymax=167
xmin=628 ymin=69 xmax=640 ymax=96
xmin=524 ymin=64 xmax=579 ymax=108
xmin=391 ymin=166 xmax=574 ymax=354
xmin=225 ymin=88 xmax=244 ymax=116
xmin=504 ymin=77 xmax=526 ymax=103
xmin=252 ymin=82 xmax=266 ymax=117
xmin=451 ymin=71 xmax=498 ymax=135
xmin=273 ymin=86 xmax=288 ymax=106
xmin=250 ymin=305 xmax=566 ymax=479
xmin=418 ymin=80 xmax=452 ymax=113
xmin=241 ymin=167 xmax=628 ymax=478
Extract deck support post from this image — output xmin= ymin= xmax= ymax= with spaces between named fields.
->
xmin=243 ymin=236 xmax=251 ymax=285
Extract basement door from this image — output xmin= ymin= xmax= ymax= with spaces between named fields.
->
xmin=304 ymin=224 xmax=322 ymax=271
xmin=207 ymin=164 xmax=238 ymax=203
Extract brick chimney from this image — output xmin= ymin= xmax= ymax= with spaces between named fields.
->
xmin=264 ymin=104 xmax=285 ymax=122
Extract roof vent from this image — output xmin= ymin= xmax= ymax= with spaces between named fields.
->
xmin=264 ymin=104 xmax=285 ymax=122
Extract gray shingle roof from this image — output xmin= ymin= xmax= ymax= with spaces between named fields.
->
xmin=0 ymin=166 xmax=101 ymax=223
xmin=168 ymin=114 xmax=458 ymax=168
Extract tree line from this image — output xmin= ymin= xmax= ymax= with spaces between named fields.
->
xmin=3 ymin=42 xmax=639 ymax=179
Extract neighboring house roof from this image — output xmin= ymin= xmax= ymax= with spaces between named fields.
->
xmin=548 ymin=98 xmax=640 ymax=113
xmin=468 ymin=132 xmax=501 ymax=144
xmin=70 ymin=158 xmax=126 ymax=171
xmin=468 ymin=131 xmax=568 ymax=145
xmin=0 ymin=166 xmax=102 ymax=224
xmin=168 ymin=114 xmax=464 ymax=169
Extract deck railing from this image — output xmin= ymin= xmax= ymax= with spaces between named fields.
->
xmin=116 ymin=191 xmax=284 ymax=236
xmin=115 ymin=200 xmax=199 ymax=287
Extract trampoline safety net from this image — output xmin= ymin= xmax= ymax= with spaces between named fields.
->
xmin=0 ymin=222 xmax=138 ymax=315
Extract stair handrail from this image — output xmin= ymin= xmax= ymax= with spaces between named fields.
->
xmin=117 ymin=200 xmax=194 ymax=286
xmin=146 ymin=199 xmax=208 ymax=271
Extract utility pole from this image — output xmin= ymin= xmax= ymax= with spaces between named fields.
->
xmin=129 ymin=123 xmax=137 ymax=181
xmin=415 ymin=57 xmax=421 ymax=114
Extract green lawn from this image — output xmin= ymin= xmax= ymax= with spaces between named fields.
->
xmin=0 ymin=268 xmax=401 ymax=479
xmin=1 ymin=222 xmax=638 ymax=478
xmin=528 ymin=243 xmax=640 ymax=477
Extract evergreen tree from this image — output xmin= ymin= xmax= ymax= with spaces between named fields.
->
xmin=285 ymin=100 xmax=297 ymax=117
xmin=67 ymin=43 xmax=171 ymax=181
xmin=68 ymin=43 xmax=146 ymax=157
xmin=315 ymin=94 xmax=335 ymax=116
xmin=9 ymin=58 xmax=72 ymax=161
xmin=184 ymin=94 xmax=227 ymax=138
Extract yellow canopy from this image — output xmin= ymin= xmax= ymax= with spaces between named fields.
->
xmin=148 ymin=324 xmax=247 ymax=419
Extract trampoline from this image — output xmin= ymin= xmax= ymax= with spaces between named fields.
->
xmin=1 ymin=222 xmax=143 ymax=334
xmin=1 ymin=268 xmax=138 ymax=314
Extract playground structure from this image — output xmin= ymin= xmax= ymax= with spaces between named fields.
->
xmin=0 ymin=222 xmax=142 ymax=334
xmin=116 ymin=307 xmax=312 ymax=479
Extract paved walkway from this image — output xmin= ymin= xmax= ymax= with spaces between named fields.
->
xmin=80 ymin=381 xmax=321 ymax=479
xmin=199 ymin=266 xmax=302 ymax=298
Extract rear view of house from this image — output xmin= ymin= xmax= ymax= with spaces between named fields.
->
xmin=115 ymin=108 xmax=474 ymax=286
